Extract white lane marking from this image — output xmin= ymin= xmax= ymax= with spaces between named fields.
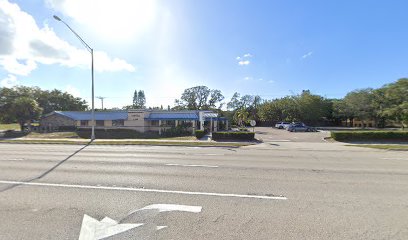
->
xmin=165 ymin=163 xmax=219 ymax=168
xmin=266 ymin=139 xmax=291 ymax=142
xmin=0 ymin=158 xmax=25 ymax=161
xmin=188 ymin=153 xmax=224 ymax=156
xmin=0 ymin=180 xmax=287 ymax=200
xmin=78 ymin=214 xmax=143 ymax=240
xmin=381 ymin=157 xmax=407 ymax=160
xmin=156 ymin=226 xmax=167 ymax=230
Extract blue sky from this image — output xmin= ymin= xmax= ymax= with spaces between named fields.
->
xmin=1 ymin=0 xmax=407 ymax=109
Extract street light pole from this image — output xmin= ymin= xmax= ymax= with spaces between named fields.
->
xmin=53 ymin=15 xmax=95 ymax=140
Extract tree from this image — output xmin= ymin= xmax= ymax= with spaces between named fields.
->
xmin=227 ymin=92 xmax=262 ymax=123
xmin=137 ymin=90 xmax=146 ymax=108
xmin=9 ymin=97 xmax=43 ymax=131
xmin=0 ymin=86 xmax=87 ymax=122
xmin=296 ymin=90 xmax=332 ymax=125
xmin=343 ymin=88 xmax=376 ymax=127
xmin=174 ymin=86 xmax=224 ymax=110
xmin=132 ymin=90 xmax=146 ymax=109
xmin=381 ymin=78 xmax=408 ymax=127
xmin=132 ymin=90 xmax=138 ymax=107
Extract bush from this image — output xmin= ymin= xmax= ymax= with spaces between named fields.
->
xmin=212 ymin=132 xmax=255 ymax=141
xmin=331 ymin=131 xmax=408 ymax=141
xmin=161 ymin=126 xmax=191 ymax=137
xmin=195 ymin=130 xmax=206 ymax=139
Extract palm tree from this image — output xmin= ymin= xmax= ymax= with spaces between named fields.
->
xmin=234 ymin=108 xmax=249 ymax=127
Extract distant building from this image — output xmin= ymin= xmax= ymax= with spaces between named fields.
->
xmin=40 ymin=109 xmax=228 ymax=134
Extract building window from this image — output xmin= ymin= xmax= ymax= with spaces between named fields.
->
xmin=164 ymin=120 xmax=175 ymax=126
xmin=80 ymin=120 xmax=88 ymax=126
xmin=112 ymin=119 xmax=124 ymax=126
xmin=150 ymin=120 xmax=159 ymax=126
xmin=96 ymin=120 xmax=104 ymax=126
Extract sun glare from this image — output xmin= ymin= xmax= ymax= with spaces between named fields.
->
xmin=61 ymin=0 xmax=157 ymax=42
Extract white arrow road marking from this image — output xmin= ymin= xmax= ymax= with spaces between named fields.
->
xmin=165 ymin=163 xmax=219 ymax=168
xmin=129 ymin=204 xmax=202 ymax=215
xmin=78 ymin=214 xmax=143 ymax=240
xmin=0 ymin=180 xmax=287 ymax=200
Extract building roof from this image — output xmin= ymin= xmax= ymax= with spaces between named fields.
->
xmin=52 ymin=111 xmax=128 ymax=121
xmin=145 ymin=112 xmax=198 ymax=120
xmin=46 ymin=110 xmax=224 ymax=121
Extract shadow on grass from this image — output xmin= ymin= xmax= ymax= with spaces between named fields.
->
xmin=0 ymin=140 xmax=92 ymax=193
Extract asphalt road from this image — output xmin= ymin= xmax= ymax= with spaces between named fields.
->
xmin=0 ymin=130 xmax=408 ymax=239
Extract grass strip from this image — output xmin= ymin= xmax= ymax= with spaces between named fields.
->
xmin=347 ymin=144 xmax=408 ymax=151
xmin=0 ymin=139 xmax=249 ymax=147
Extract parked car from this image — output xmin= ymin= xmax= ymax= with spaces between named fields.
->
xmin=274 ymin=122 xmax=291 ymax=129
xmin=287 ymin=123 xmax=317 ymax=132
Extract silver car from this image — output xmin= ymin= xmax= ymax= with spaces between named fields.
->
xmin=287 ymin=123 xmax=316 ymax=132
xmin=275 ymin=122 xmax=291 ymax=129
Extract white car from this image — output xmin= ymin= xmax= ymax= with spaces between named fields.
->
xmin=275 ymin=122 xmax=291 ymax=129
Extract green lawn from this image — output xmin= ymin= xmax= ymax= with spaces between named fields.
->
xmin=25 ymin=132 xmax=79 ymax=139
xmin=0 ymin=123 xmax=20 ymax=131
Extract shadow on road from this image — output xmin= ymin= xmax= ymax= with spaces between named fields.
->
xmin=0 ymin=141 xmax=92 ymax=193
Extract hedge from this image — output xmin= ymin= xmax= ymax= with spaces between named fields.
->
xmin=212 ymin=132 xmax=255 ymax=141
xmin=195 ymin=130 xmax=206 ymax=139
xmin=57 ymin=126 xmax=77 ymax=131
xmin=331 ymin=131 xmax=408 ymax=141
xmin=76 ymin=128 xmax=159 ymax=139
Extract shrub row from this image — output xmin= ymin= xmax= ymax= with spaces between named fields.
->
xmin=331 ymin=131 xmax=408 ymax=141
xmin=212 ymin=132 xmax=255 ymax=141
xmin=195 ymin=130 xmax=206 ymax=139
xmin=76 ymin=128 xmax=158 ymax=139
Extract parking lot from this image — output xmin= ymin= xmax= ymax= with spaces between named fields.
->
xmin=254 ymin=126 xmax=330 ymax=143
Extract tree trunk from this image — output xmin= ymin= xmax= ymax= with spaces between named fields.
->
xmin=19 ymin=121 xmax=24 ymax=132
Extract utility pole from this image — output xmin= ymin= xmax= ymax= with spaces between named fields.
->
xmin=96 ymin=96 xmax=106 ymax=110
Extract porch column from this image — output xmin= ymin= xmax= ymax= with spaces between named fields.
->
xmin=159 ymin=120 xmax=162 ymax=135
xmin=225 ymin=120 xmax=229 ymax=131
xmin=192 ymin=120 xmax=196 ymax=134
xmin=175 ymin=120 xmax=178 ymax=127
xmin=214 ymin=120 xmax=218 ymax=132
xmin=200 ymin=120 xmax=204 ymax=130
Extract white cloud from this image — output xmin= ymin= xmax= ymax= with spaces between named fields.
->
xmin=301 ymin=51 xmax=313 ymax=59
xmin=238 ymin=60 xmax=250 ymax=66
xmin=268 ymin=80 xmax=275 ymax=84
xmin=0 ymin=74 xmax=18 ymax=87
xmin=236 ymin=53 xmax=252 ymax=66
xmin=244 ymin=76 xmax=252 ymax=81
xmin=0 ymin=0 xmax=135 ymax=76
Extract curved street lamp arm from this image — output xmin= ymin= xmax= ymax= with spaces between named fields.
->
xmin=54 ymin=16 xmax=93 ymax=53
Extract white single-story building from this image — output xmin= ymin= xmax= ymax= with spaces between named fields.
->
xmin=40 ymin=109 xmax=228 ymax=134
